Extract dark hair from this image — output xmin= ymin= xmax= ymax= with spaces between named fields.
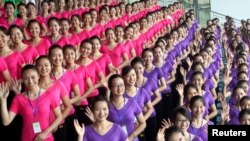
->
xmin=90 ymin=95 xmax=109 ymax=111
xmin=189 ymin=95 xmax=205 ymax=108
xmin=191 ymin=71 xmax=204 ymax=81
xmin=237 ymin=71 xmax=248 ymax=80
xmin=71 ymin=14 xmax=82 ymax=22
xmin=105 ymin=28 xmax=115 ymax=36
xmin=0 ymin=26 xmax=9 ymax=35
xmin=48 ymin=17 xmax=60 ymax=26
xmin=21 ymin=64 xmax=38 ymax=76
xmin=238 ymin=63 xmax=248 ymax=71
xmin=191 ymin=62 xmax=204 ymax=71
xmin=240 ymin=96 xmax=250 ymax=108
xmin=183 ymin=83 xmax=198 ymax=99
xmin=60 ymin=18 xmax=69 ymax=24
xmin=173 ymin=107 xmax=191 ymax=122
xmin=63 ymin=44 xmax=76 ymax=53
xmin=108 ymin=74 xmax=123 ymax=89
xmin=4 ymin=1 xmax=15 ymax=9
xmin=80 ymin=39 xmax=92 ymax=49
xmin=238 ymin=109 xmax=250 ymax=122
xmin=35 ymin=55 xmax=51 ymax=66
xmin=121 ymin=65 xmax=135 ymax=76
xmin=164 ymin=126 xmax=184 ymax=141
xmin=90 ymin=35 xmax=102 ymax=44
xmin=26 ymin=2 xmax=36 ymax=8
xmin=28 ymin=19 xmax=42 ymax=30
xmin=131 ymin=57 xmax=145 ymax=67
xmin=48 ymin=44 xmax=63 ymax=57
xmin=142 ymin=48 xmax=153 ymax=58
xmin=237 ymin=80 xmax=249 ymax=87
xmin=9 ymin=25 xmax=22 ymax=35
xmin=233 ymin=86 xmax=245 ymax=97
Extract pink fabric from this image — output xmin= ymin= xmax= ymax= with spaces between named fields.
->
xmin=83 ymin=60 xmax=102 ymax=97
xmin=66 ymin=34 xmax=80 ymax=47
xmin=0 ymin=8 xmax=6 ymax=18
xmin=9 ymin=91 xmax=59 ymax=141
xmin=100 ymin=43 xmax=126 ymax=67
xmin=3 ymin=51 xmax=25 ymax=80
xmin=124 ymin=40 xmax=135 ymax=59
xmin=20 ymin=45 xmax=39 ymax=63
xmin=134 ymin=35 xmax=145 ymax=56
xmin=92 ymin=54 xmax=112 ymax=76
xmin=51 ymin=70 xmax=78 ymax=115
xmin=0 ymin=57 xmax=8 ymax=83
xmin=47 ymin=35 xmax=70 ymax=47
xmin=47 ymin=81 xmax=68 ymax=124
xmin=76 ymin=29 xmax=90 ymax=42
xmin=0 ymin=18 xmax=23 ymax=29
xmin=74 ymin=66 xmax=89 ymax=105
xmin=26 ymin=38 xmax=51 ymax=55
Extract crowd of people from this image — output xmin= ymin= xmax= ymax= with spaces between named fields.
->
xmin=0 ymin=0 xmax=249 ymax=141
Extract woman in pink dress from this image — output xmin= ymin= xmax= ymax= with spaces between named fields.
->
xmin=27 ymin=2 xmax=47 ymax=36
xmin=100 ymin=28 xmax=129 ymax=69
xmin=70 ymin=14 xmax=84 ymax=37
xmin=26 ymin=20 xmax=51 ymax=55
xmin=124 ymin=25 xmax=136 ymax=60
xmin=9 ymin=25 xmax=39 ymax=64
xmin=76 ymin=39 xmax=106 ymax=101
xmin=35 ymin=55 xmax=72 ymax=141
xmin=47 ymin=17 xmax=69 ymax=47
xmin=0 ymin=2 xmax=23 ymax=29
xmin=0 ymin=64 xmax=63 ymax=141
xmin=90 ymin=36 xmax=117 ymax=78
xmin=49 ymin=45 xmax=81 ymax=141
xmin=0 ymin=57 xmax=11 ymax=83
xmin=60 ymin=18 xmax=80 ymax=47
xmin=0 ymin=26 xmax=25 ymax=80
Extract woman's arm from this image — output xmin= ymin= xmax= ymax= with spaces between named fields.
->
xmin=143 ymin=101 xmax=153 ymax=120
xmin=61 ymin=95 xmax=72 ymax=119
xmin=71 ymin=85 xmax=81 ymax=105
xmin=128 ymin=113 xmax=146 ymax=141
xmin=157 ymin=77 xmax=167 ymax=93
xmin=118 ymin=53 xmax=129 ymax=70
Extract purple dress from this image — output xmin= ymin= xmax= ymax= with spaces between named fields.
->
xmin=192 ymin=135 xmax=203 ymax=141
xmin=202 ymin=91 xmax=215 ymax=116
xmin=188 ymin=121 xmax=214 ymax=141
xmin=228 ymin=106 xmax=240 ymax=125
xmin=108 ymin=99 xmax=142 ymax=141
xmin=83 ymin=124 xmax=127 ymax=141
xmin=124 ymin=87 xmax=150 ymax=109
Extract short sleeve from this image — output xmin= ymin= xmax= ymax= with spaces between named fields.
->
xmin=70 ymin=71 xmax=78 ymax=90
xmin=9 ymin=96 xmax=20 ymax=114
xmin=59 ymin=81 xmax=69 ymax=98
xmin=132 ymin=100 xmax=142 ymax=116
xmin=0 ymin=58 xmax=8 ymax=72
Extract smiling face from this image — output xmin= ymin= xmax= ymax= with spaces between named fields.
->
xmin=79 ymin=42 xmax=92 ymax=58
xmin=191 ymin=74 xmax=204 ymax=89
xmin=63 ymin=48 xmax=76 ymax=64
xmin=174 ymin=113 xmax=190 ymax=132
xmin=36 ymin=58 xmax=52 ymax=77
xmin=50 ymin=48 xmax=64 ymax=67
xmin=132 ymin=62 xmax=144 ymax=77
xmin=49 ymin=20 xmax=60 ymax=35
xmin=10 ymin=27 xmax=23 ymax=44
xmin=191 ymin=99 xmax=205 ymax=118
xmin=142 ymin=50 xmax=153 ymax=65
xmin=123 ymin=69 xmax=137 ymax=86
xmin=91 ymin=38 xmax=101 ymax=53
xmin=29 ymin=22 xmax=41 ymax=37
xmin=0 ymin=30 xmax=9 ymax=48
xmin=22 ymin=69 xmax=39 ymax=89
xmin=93 ymin=101 xmax=109 ymax=122
xmin=110 ymin=77 xmax=125 ymax=97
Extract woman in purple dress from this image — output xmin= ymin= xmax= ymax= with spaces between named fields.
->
xmin=74 ymin=96 xmax=128 ymax=141
xmin=187 ymin=96 xmax=214 ymax=141
xmin=107 ymin=74 xmax=146 ymax=141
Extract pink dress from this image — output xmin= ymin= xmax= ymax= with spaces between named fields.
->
xmin=92 ymin=54 xmax=112 ymax=76
xmin=3 ymin=51 xmax=25 ymax=80
xmin=0 ymin=17 xmax=23 ymax=29
xmin=51 ymin=70 xmax=78 ymax=115
xmin=124 ymin=40 xmax=135 ymax=59
xmin=66 ymin=34 xmax=80 ymax=47
xmin=74 ymin=66 xmax=90 ymax=106
xmin=25 ymin=38 xmax=51 ymax=55
xmin=83 ymin=60 xmax=103 ymax=97
xmin=9 ymin=91 xmax=59 ymax=141
xmin=20 ymin=45 xmax=39 ymax=63
xmin=100 ymin=43 xmax=126 ymax=67
xmin=0 ymin=57 xmax=8 ymax=83
xmin=76 ymin=29 xmax=91 ymax=42
xmin=47 ymin=35 xmax=69 ymax=47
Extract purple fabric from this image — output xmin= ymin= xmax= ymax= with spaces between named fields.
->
xmin=159 ymin=61 xmax=173 ymax=93
xmin=83 ymin=124 xmax=127 ymax=141
xmin=204 ymin=79 xmax=214 ymax=91
xmin=108 ymin=99 xmax=142 ymax=141
xmin=202 ymin=91 xmax=215 ymax=116
xmin=192 ymin=135 xmax=203 ymax=141
xmin=124 ymin=87 xmax=150 ymax=109
xmin=188 ymin=121 xmax=214 ymax=141
xmin=143 ymin=67 xmax=164 ymax=82
xmin=229 ymin=106 xmax=240 ymax=123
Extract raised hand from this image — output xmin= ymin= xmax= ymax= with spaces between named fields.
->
xmin=176 ymin=84 xmax=184 ymax=97
xmin=220 ymin=97 xmax=230 ymax=124
xmin=179 ymin=66 xmax=186 ymax=77
xmin=161 ymin=118 xmax=173 ymax=129
xmin=156 ymin=128 xmax=166 ymax=141
xmin=0 ymin=82 xmax=9 ymax=100
xmin=9 ymin=78 xmax=22 ymax=94
xmin=85 ymin=106 xmax=95 ymax=122
xmin=186 ymin=57 xmax=193 ymax=68
xmin=74 ymin=119 xmax=85 ymax=136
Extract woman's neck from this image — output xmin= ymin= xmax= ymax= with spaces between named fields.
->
xmin=192 ymin=117 xmax=203 ymax=125
xmin=26 ymin=85 xmax=40 ymax=96
xmin=94 ymin=120 xmax=108 ymax=129
xmin=125 ymin=85 xmax=137 ymax=97
xmin=145 ymin=63 xmax=153 ymax=70
xmin=154 ymin=58 xmax=163 ymax=66
xmin=66 ymin=62 xmax=76 ymax=70
xmin=91 ymin=51 xmax=101 ymax=58
xmin=111 ymin=95 xmax=124 ymax=104
xmin=0 ymin=46 xmax=11 ymax=56
xmin=14 ymin=42 xmax=26 ymax=51
xmin=30 ymin=36 xmax=41 ymax=44
xmin=52 ymin=65 xmax=64 ymax=73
